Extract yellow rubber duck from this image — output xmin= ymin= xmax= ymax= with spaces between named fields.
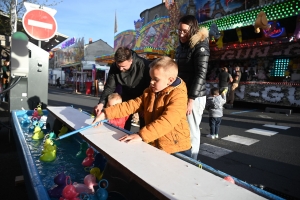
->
xmin=40 ymin=149 xmax=57 ymax=162
xmin=40 ymin=138 xmax=57 ymax=162
xmin=37 ymin=105 xmax=43 ymax=116
xmin=58 ymin=125 xmax=68 ymax=137
xmin=90 ymin=167 xmax=103 ymax=181
xmin=32 ymin=126 xmax=44 ymax=140
xmin=42 ymin=139 xmax=57 ymax=154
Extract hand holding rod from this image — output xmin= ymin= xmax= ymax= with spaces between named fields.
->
xmin=56 ymin=120 xmax=108 ymax=140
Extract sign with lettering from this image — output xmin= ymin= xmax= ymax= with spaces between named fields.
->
xmin=61 ymin=37 xmax=75 ymax=49
xmin=210 ymin=41 xmax=300 ymax=60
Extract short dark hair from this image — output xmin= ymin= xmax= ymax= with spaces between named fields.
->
xmin=178 ymin=15 xmax=199 ymax=37
xmin=211 ymin=87 xmax=219 ymax=96
xmin=114 ymin=47 xmax=132 ymax=63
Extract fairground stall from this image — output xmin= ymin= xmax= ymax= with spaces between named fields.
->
xmin=200 ymin=0 xmax=300 ymax=107
xmin=97 ymin=0 xmax=300 ymax=108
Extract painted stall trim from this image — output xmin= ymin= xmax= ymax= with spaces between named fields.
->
xmin=206 ymin=81 xmax=300 ymax=107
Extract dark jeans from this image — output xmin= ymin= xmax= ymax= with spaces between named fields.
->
xmin=209 ymin=117 xmax=222 ymax=135
xmin=173 ymin=148 xmax=192 ymax=158
xmin=124 ymin=115 xmax=145 ymax=131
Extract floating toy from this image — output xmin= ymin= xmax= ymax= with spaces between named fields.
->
xmin=48 ymin=168 xmax=67 ymax=198
xmin=29 ymin=125 xmax=35 ymax=132
xmin=40 ymin=138 xmax=57 ymax=162
xmin=82 ymin=148 xmax=94 ymax=167
xmin=58 ymin=125 xmax=68 ymax=137
xmin=95 ymin=179 xmax=108 ymax=200
xmin=32 ymin=118 xmax=44 ymax=128
xmin=32 ymin=109 xmax=41 ymax=120
xmin=76 ymin=142 xmax=89 ymax=158
xmin=49 ymin=184 xmax=65 ymax=199
xmin=20 ymin=114 xmax=31 ymax=125
xmin=47 ymin=132 xmax=57 ymax=140
xmin=42 ymin=139 xmax=57 ymax=153
xmin=36 ymin=104 xmax=44 ymax=116
xmin=84 ymin=174 xmax=97 ymax=193
xmin=32 ymin=126 xmax=44 ymax=140
xmin=85 ymin=167 xmax=103 ymax=181
xmin=93 ymin=153 xmax=107 ymax=172
xmin=60 ymin=176 xmax=79 ymax=200
xmin=73 ymin=182 xmax=93 ymax=194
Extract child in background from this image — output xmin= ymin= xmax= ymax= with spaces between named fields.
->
xmin=106 ymin=93 xmax=129 ymax=129
xmin=93 ymin=56 xmax=191 ymax=156
xmin=206 ymin=87 xmax=226 ymax=139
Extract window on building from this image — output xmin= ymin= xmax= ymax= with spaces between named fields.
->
xmin=271 ymin=58 xmax=290 ymax=77
xmin=154 ymin=14 xmax=159 ymax=20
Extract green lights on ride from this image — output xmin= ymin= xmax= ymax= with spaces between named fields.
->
xmin=200 ymin=0 xmax=300 ymax=31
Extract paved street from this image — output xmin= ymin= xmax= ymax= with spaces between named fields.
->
xmin=48 ymin=86 xmax=300 ymax=199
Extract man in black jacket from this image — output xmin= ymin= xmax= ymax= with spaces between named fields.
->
xmin=175 ymin=15 xmax=210 ymax=160
xmin=226 ymin=66 xmax=241 ymax=108
xmin=94 ymin=47 xmax=150 ymax=130
xmin=218 ymin=67 xmax=233 ymax=102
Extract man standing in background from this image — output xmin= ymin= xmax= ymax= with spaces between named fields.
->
xmin=218 ymin=67 xmax=232 ymax=102
xmin=226 ymin=66 xmax=241 ymax=108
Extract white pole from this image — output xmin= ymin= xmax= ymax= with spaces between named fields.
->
xmin=11 ymin=0 xmax=17 ymax=34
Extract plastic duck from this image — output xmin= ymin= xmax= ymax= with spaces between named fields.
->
xmin=84 ymin=174 xmax=97 ymax=193
xmin=48 ymin=170 xmax=67 ymax=198
xmin=20 ymin=114 xmax=31 ymax=126
xmin=32 ymin=126 xmax=44 ymax=140
xmin=42 ymin=139 xmax=57 ymax=153
xmin=82 ymin=148 xmax=94 ymax=167
xmin=60 ymin=176 xmax=79 ymax=200
xmin=32 ymin=109 xmax=41 ymax=120
xmin=40 ymin=148 xmax=56 ymax=162
xmin=36 ymin=104 xmax=44 ymax=116
xmin=76 ymin=142 xmax=89 ymax=158
xmin=40 ymin=138 xmax=57 ymax=162
xmin=95 ymin=179 xmax=108 ymax=200
xmin=73 ymin=182 xmax=93 ymax=194
xmin=58 ymin=125 xmax=68 ymax=137
xmin=88 ymin=167 xmax=103 ymax=181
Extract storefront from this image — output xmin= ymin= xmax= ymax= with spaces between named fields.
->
xmin=198 ymin=0 xmax=300 ymax=107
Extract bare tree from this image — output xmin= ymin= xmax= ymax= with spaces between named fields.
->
xmin=0 ymin=0 xmax=62 ymax=35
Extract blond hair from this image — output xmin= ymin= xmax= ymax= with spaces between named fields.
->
xmin=149 ymin=56 xmax=178 ymax=78
xmin=108 ymin=93 xmax=122 ymax=101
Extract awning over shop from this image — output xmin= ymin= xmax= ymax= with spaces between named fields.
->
xmin=82 ymin=61 xmax=110 ymax=71
xmin=60 ymin=62 xmax=81 ymax=68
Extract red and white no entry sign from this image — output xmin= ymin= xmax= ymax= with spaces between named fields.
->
xmin=22 ymin=9 xmax=57 ymax=41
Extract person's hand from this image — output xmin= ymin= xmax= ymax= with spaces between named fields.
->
xmin=221 ymin=88 xmax=228 ymax=95
xmin=92 ymin=112 xmax=106 ymax=127
xmin=94 ymin=103 xmax=104 ymax=116
xmin=118 ymin=133 xmax=142 ymax=143
xmin=186 ymin=99 xmax=194 ymax=115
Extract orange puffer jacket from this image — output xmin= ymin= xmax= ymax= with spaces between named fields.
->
xmin=104 ymin=78 xmax=191 ymax=154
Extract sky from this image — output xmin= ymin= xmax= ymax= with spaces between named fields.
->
xmin=51 ymin=0 xmax=163 ymax=48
